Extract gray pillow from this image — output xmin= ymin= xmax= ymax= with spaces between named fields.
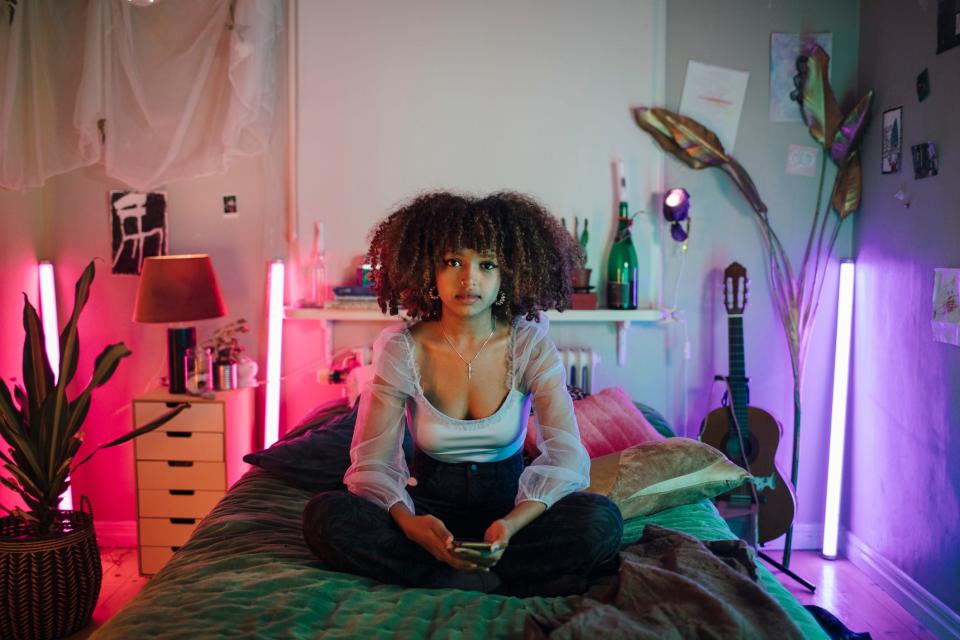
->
xmin=243 ymin=399 xmax=413 ymax=493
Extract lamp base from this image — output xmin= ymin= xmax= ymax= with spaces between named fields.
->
xmin=167 ymin=327 xmax=196 ymax=394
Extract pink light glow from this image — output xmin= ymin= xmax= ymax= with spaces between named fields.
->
xmin=264 ymin=260 xmax=285 ymax=447
xmin=38 ymin=262 xmax=60 ymax=382
xmin=822 ymin=260 xmax=855 ymax=559
xmin=38 ymin=261 xmax=72 ymax=511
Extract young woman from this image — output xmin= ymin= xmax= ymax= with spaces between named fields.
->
xmin=302 ymin=191 xmax=623 ymax=595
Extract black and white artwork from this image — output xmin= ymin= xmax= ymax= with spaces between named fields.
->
xmin=110 ymin=190 xmax=168 ymax=275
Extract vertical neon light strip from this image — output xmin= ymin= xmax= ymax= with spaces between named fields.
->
xmin=264 ymin=260 xmax=285 ymax=448
xmin=822 ymin=260 xmax=855 ymax=559
xmin=39 ymin=261 xmax=72 ymax=510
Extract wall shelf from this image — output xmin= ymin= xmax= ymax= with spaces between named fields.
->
xmin=284 ymin=306 xmax=676 ymax=366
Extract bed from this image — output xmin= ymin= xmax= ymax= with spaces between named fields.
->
xmin=92 ymin=401 xmax=828 ymax=639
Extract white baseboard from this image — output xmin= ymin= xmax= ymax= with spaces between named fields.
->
xmin=758 ymin=523 xmax=823 ymax=551
xmin=94 ymin=520 xmax=137 ymax=549
xmin=844 ymin=528 xmax=960 ymax=640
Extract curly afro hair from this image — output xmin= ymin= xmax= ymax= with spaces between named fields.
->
xmin=366 ymin=191 xmax=584 ymax=322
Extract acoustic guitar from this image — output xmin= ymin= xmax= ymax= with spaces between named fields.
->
xmin=699 ymin=262 xmax=796 ymax=544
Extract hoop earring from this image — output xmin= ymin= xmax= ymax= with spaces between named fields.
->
xmin=427 ymin=286 xmax=440 ymax=301
xmin=494 ymin=291 xmax=507 ymax=306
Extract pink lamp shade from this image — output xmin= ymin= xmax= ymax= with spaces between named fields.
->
xmin=134 ymin=255 xmax=227 ymax=323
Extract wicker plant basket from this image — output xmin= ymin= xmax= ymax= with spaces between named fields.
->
xmin=0 ymin=498 xmax=102 ymax=640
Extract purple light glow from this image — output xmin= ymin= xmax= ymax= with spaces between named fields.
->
xmin=822 ymin=260 xmax=855 ymax=559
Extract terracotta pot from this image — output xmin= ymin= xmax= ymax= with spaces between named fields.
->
xmin=571 ymin=268 xmax=592 ymax=291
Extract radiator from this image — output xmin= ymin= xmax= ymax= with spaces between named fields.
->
xmin=558 ymin=347 xmax=600 ymax=395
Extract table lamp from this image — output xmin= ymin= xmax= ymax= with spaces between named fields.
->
xmin=133 ymin=255 xmax=227 ymax=394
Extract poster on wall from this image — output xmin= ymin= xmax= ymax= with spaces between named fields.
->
xmin=769 ymin=32 xmax=832 ymax=122
xmin=936 ymin=0 xmax=960 ymax=53
xmin=110 ymin=190 xmax=168 ymax=275
xmin=881 ymin=107 xmax=902 ymax=174
xmin=932 ymin=268 xmax=960 ymax=346
xmin=679 ymin=61 xmax=749 ymax=154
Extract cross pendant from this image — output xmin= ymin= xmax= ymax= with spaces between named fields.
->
xmin=467 ymin=364 xmax=472 ymax=380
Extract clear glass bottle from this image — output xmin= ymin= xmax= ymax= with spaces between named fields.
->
xmin=307 ymin=220 xmax=328 ymax=306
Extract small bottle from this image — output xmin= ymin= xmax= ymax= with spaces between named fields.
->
xmin=308 ymin=221 xmax=328 ymax=306
xmin=606 ymin=161 xmax=639 ymax=309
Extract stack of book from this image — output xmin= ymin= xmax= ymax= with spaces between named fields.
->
xmin=324 ymin=285 xmax=379 ymax=310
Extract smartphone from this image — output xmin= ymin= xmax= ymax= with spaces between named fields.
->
xmin=453 ymin=541 xmax=495 ymax=552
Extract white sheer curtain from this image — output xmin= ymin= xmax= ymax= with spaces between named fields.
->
xmin=0 ymin=0 xmax=282 ymax=192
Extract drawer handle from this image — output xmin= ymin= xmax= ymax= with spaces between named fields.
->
xmin=166 ymin=402 xmax=187 ymax=409
xmin=170 ymin=518 xmax=196 ymax=525
xmin=169 ymin=489 xmax=195 ymax=496
xmin=166 ymin=431 xmax=193 ymax=439
xmin=167 ymin=461 xmax=194 ymax=467
xmin=171 ymin=546 xmax=181 ymax=552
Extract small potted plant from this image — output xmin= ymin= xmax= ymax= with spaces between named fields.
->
xmin=0 ymin=260 xmax=187 ymax=639
xmin=202 ymin=318 xmax=249 ymax=390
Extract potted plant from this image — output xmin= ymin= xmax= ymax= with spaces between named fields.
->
xmin=0 ymin=260 xmax=187 ymax=640
xmin=202 ymin=318 xmax=249 ymax=390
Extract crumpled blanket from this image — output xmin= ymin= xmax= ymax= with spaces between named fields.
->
xmin=525 ymin=525 xmax=805 ymax=639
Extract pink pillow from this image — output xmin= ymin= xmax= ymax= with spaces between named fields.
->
xmin=525 ymin=386 xmax=665 ymax=459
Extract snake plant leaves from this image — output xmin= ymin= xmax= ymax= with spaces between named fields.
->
xmin=793 ymin=45 xmax=843 ymax=150
xmin=831 ymin=152 xmax=862 ymax=218
xmin=21 ymin=295 xmax=53 ymax=432
xmin=830 ymin=90 xmax=874 ymax=166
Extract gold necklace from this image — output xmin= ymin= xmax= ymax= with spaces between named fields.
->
xmin=439 ymin=321 xmax=496 ymax=380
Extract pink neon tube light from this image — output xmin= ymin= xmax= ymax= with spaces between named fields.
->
xmin=39 ymin=261 xmax=72 ymax=510
xmin=264 ymin=260 xmax=285 ymax=448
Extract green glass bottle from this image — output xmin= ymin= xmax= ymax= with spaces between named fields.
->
xmin=606 ymin=201 xmax=639 ymax=309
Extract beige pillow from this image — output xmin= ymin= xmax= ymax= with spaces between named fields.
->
xmin=587 ymin=438 xmax=751 ymax=519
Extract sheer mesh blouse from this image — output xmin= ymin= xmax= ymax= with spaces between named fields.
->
xmin=344 ymin=316 xmax=590 ymax=513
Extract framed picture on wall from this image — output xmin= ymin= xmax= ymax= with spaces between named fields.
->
xmin=881 ymin=106 xmax=902 ymax=175
xmin=936 ymin=0 xmax=960 ymax=54
xmin=110 ymin=190 xmax=168 ymax=275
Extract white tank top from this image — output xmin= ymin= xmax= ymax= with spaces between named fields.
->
xmin=407 ymin=389 xmax=532 ymax=463
xmin=402 ymin=324 xmax=531 ymax=463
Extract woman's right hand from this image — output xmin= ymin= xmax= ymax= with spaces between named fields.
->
xmin=398 ymin=514 xmax=481 ymax=571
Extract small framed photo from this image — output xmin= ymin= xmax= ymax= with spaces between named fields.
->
xmin=881 ymin=106 xmax=902 ymax=175
xmin=912 ymin=142 xmax=939 ymax=179
xmin=223 ymin=194 xmax=238 ymax=216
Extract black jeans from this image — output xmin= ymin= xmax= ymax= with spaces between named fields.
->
xmin=302 ymin=450 xmax=623 ymax=591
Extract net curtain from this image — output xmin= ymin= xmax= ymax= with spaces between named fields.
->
xmin=0 ymin=0 xmax=282 ymax=191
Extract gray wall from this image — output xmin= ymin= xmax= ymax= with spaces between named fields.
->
xmin=854 ymin=0 xmax=960 ymax=614
xmin=665 ymin=0 xmax=860 ymax=532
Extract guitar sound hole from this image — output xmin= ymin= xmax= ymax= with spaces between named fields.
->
xmin=725 ymin=432 xmax=759 ymax=466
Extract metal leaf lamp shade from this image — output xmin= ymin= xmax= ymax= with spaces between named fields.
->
xmin=133 ymin=255 xmax=227 ymax=393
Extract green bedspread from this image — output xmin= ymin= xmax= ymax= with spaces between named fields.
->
xmin=93 ymin=468 xmax=826 ymax=639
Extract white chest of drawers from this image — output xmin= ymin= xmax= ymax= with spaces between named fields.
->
xmin=132 ymin=387 xmax=254 ymax=575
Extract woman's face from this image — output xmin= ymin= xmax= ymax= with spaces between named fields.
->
xmin=435 ymin=248 xmax=501 ymax=320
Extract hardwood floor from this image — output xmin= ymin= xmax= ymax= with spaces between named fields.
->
xmin=67 ymin=547 xmax=939 ymax=638
xmin=67 ymin=547 xmax=148 ymax=639
xmin=765 ymin=550 xmax=939 ymax=639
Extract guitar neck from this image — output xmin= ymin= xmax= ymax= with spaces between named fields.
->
xmin=727 ymin=315 xmax=749 ymax=434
